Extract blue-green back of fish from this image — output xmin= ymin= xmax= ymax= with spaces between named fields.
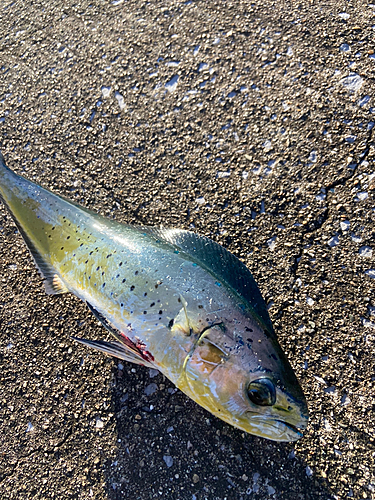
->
xmin=0 ymin=153 xmax=273 ymax=334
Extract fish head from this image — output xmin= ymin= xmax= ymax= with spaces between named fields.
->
xmin=181 ymin=310 xmax=308 ymax=442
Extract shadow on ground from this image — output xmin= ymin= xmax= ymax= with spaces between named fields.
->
xmin=103 ymin=364 xmax=333 ymax=500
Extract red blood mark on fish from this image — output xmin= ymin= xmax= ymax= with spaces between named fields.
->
xmin=119 ymin=331 xmax=155 ymax=363
xmin=136 ymin=338 xmax=155 ymax=362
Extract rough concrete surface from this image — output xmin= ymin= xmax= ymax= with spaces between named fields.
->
xmin=0 ymin=0 xmax=374 ymax=499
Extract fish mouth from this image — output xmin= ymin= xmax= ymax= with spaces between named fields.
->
xmin=275 ymin=420 xmax=304 ymax=440
xmin=259 ymin=418 xmax=305 ymax=442
xmin=243 ymin=414 xmax=308 ymax=442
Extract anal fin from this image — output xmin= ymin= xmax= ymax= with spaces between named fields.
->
xmin=9 ymin=218 xmax=68 ymax=295
xmin=44 ymin=274 xmax=69 ymax=294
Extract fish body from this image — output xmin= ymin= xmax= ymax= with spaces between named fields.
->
xmin=0 ymin=152 xmax=308 ymax=441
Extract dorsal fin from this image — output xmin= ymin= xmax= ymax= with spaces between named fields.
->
xmin=139 ymin=227 xmax=274 ymax=334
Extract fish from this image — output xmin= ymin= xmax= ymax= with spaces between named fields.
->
xmin=0 ymin=151 xmax=308 ymax=441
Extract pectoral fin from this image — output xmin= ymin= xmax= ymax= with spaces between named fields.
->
xmin=84 ymin=302 xmax=156 ymax=368
xmin=72 ymin=337 xmax=156 ymax=368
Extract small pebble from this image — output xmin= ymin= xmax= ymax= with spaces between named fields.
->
xmin=95 ymin=418 xmax=104 ymax=429
xmin=163 ymin=455 xmax=173 ymax=468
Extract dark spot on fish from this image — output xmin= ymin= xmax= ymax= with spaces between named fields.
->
xmin=116 ymin=274 xmax=120 ymax=278
xmin=101 ymin=271 xmax=105 ymax=276
xmin=198 ymin=305 xmax=203 ymax=309
xmin=88 ymin=276 xmax=91 ymax=279
xmin=122 ymin=278 xmax=126 ymax=283
xmin=270 ymin=353 xmax=277 ymax=361
xmin=168 ymin=319 xmax=174 ymax=329
xmin=159 ymin=310 xmax=163 ymax=315
xmin=143 ymin=311 xmax=147 ymax=314
xmin=135 ymin=270 xmax=139 ymax=275
xmin=177 ymin=297 xmax=181 ymax=303
xmin=89 ymin=251 xmax=93 ymax=255
xmin=119 ymin=262 xmax=123 ymax=266
xmin=96 ymin=267 xmax=100 ymax=271
xmin=150 ymin=302 xmax=155 ymax=307
xmin=130 ymin=285 xmax=135 ymax=291
xmin=85 ymin=260 xmax=88 ymax=264
xmin=245 ymin=327 xmax=253 ymax=333
xmin=67 ymin=236 xmax=70 ymax=239
xmin=120 ymin=303 xmax=124 ymax=307
xmin=102 ymin=283 xmax=106 ymax=288
xmin=107 ymin=254 xmax=112 ymax=258
xmin=52 ymin=227 xmax=55 ymax=230
xmin=60 ymin=247 xmax=64 ymax=250
xmin=247 ymin=338 xmax=253 ymax=342
xmin=80 ymin=243 xmax=83 ymax=247
xmin=144 ymin=292 xmax=147 ymax=297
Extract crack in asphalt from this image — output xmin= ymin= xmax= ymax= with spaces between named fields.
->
xmin=294 ymin=126 xmax=374 ymax=271
xmin=275 ymin=125 xmax=374 ymax=321
xmin=0 ymin=424 xmax=74 ymax=487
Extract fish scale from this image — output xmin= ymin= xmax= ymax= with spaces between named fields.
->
xmin=0 ymin=151 xmax=308 ymax=441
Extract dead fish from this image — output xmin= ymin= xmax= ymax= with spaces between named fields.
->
xmin=0 ymin=152 xmax=308 ymax=441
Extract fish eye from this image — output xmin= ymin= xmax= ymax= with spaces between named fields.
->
xmin=247 ymin=378 xmax=276 ymax=406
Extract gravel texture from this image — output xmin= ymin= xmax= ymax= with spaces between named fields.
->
xmin=0 ymin=1 xmax=374 ymax=499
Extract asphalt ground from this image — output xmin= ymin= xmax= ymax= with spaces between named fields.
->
xmin=0 ymin=0 xmax=374 ymax=499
